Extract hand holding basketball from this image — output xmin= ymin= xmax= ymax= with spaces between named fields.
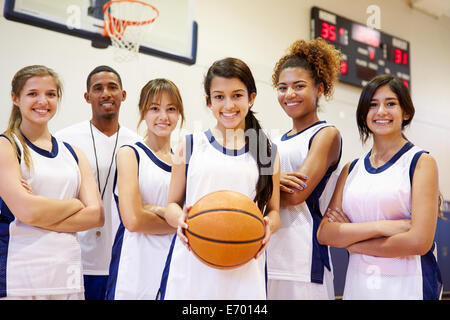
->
xmin=185 ymin=190 xmax=266 ymax=269
xmin=255 ymin=216 xmax=272 ymax=259
xmin=177 ymin=205 xmax=191 ymax=251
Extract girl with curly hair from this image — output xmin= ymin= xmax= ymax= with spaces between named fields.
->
xmin=267 ymin=38 xmax=342 ymax=299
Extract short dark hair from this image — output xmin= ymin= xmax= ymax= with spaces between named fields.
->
xmin=356 ymin=74 xmax=415 ymax=143
xmin=86 ymin=65 xmax=123 ymax=91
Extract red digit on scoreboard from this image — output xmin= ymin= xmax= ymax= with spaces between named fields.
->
xmin=402 ymin=52 xmax=408 ymax=65
xmin=340 ymin=61 xmax=348 ymax=74
xmin=329 ymin=24 xmax=336 ymax=41
xmin=394 ymin=48 xmax=402 ymax=64
xmin=321 ymin=22 xmax=329 ymax=39
xmin=321 ymin=22 xmax=336 ymax=41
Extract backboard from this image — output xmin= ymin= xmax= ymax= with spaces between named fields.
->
xmin=3 ymin=0 xmax=198 ymax=64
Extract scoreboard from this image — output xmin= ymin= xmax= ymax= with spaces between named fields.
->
xmin=311 ymin=7 xmax=411 ymax=89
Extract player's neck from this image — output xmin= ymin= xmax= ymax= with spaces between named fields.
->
xmin=211 ymin=126 xmax=246 ymax=150
xmin=19 ymin=122 xmax=52 ymax=151
xmin=145 ymin=134 xmax=171 ymax=154
xmin=290 ymin=112 xmax=320 ymax=136
xmin=90 ymin=117 xmax=119 ymax=137
xmin=19 ymin=122 xmax=51 ymax=142
xmin=370 ymin=135 xmax=408 ymax=165
xmin=145 ymin=135 xmax=172 ymax=164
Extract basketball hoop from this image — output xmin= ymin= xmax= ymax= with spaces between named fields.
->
xmin=103 ymin=0 xmax=159 ymax=62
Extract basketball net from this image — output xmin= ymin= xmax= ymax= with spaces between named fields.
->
xmin=103 ymin=0 xmax=159 ymax=62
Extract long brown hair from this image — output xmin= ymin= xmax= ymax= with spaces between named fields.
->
xmin=204 ymin=57 xmax=274 ymax=213
xmin=4 ymin=65 xmax=62 ymax=169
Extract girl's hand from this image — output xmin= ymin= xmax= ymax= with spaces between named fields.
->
xmin=377 ymin=219 xmax=411 ymax=237
xmin=326 ymin=207 xmax=351 ymax=223
xmin=280 ymin=172 xmax=308 ymax=193
xmin=177 ymin=205 xmax=191 ymax=251
xmin=255 ymin=216 xmax=272 ymax=259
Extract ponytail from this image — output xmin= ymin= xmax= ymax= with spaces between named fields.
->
xmin=204 ymin=57 xmax=275 ymax=213
xmin=4 ymin=104 xmax=33 ymax=170
xmin=245 ymin=109 xmax=274 ymax=213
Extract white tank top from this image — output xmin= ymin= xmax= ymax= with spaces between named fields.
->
xmin=267 ymin=121 xmax=341 ymax=285
xmin=106 ymin=142 xmax=174 ymax=299
xmin=342 ymin=142 xmax=442 ymax=300
xmin=159 ymin=130 xmax=272 ymax=300
xmin=0 ymin=134 xmax=82 ymax=297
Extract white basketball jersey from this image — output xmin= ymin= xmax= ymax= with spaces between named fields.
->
xmin=105 ymin=142 xmax=174 ymax=300
xmin=159 ymin=130 xmax=270 ymax=300
xmin=0 ymin=134 xmax=83 ymax=297
xmin=55 ymin=121 xmax=142 ymax=275
xmin=267 ymin=121 xmax=341 ymax=286
xmin=342 ymin=142 xmax=442 ymax=300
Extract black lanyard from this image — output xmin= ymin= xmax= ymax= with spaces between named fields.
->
xmin=89 ymin=121 xmax=120 ymax=200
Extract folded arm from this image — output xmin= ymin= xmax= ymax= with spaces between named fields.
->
xmin=117 ymin=146 xmax=176 ymax=235
xmin=346 ymin=154 xmax=439 ymax=257
xmin=317 ymin=162 xmax=411 ymax=248
xmin=0 ymin=137 xmax=84 ymax=227
xmin=42 ymin=146 xmax=104 ymax=232
xmin=281 ymin=127 xmax=341 ymax=207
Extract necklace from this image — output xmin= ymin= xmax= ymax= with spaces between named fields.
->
xmin=89 ymin=121 xmax=120 ymax=200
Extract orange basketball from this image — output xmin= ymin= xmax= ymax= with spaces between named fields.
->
xmin=186 ymin=190 xmax=265 ymax=270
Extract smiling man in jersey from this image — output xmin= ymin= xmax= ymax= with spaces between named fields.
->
xmin=55 ymin=66 xmax=141 ymax=300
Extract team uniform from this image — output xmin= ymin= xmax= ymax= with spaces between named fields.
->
xmin=158 ymin=129 xmax=275 ymax=300
xmin=105 ymin=142 xmax=174 ymax=299
xmin=0 ymin=134 xmax=83 ymax=299
xmin=341 ymin=141 xmax=442 ymax=300
xmin=267 ymin=121 xmax=341 ymax=300
xmin=55 ymin=121 xmax=141 ymax=299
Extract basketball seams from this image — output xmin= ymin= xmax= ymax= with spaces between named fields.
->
xmin=185 ymin=190 xmax=265 ymax=269
xmin=188 ymin=208 xmax=265 ymax=226
xmin=185 ymin=228 xmax=265 ymax=244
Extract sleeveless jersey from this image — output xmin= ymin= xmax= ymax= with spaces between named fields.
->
xmin=55 ymin=121 xmax=141 ymax=275
xmin=0 ymin=134 xmax=83 ymax=297
xmin=267 ymin=121 xmax=341 ymax=285
xmin=105 ymin=142 xmax=174 ymax=299
xmin=158 ymin=129 xmax=271 ymax=300
xmin=342 ymin=142 xmax=442 ymax=300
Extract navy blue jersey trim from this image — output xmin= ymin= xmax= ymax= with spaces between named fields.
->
xmin=307 ymin=123 xmax=336 ymax=150
xmin=136 ymin=142 xmax=171 ymax=173
xmin=306 ymin=198 xmax=331 ymax=284
xmin=156 ymin=234 xmax=177 ymax=300
xmin=421 ymin=243 xmax=443 ymax=300
xmin=204 ymin=129 xmax=248 ymax=156
xmin=348 ymin=158 xmax=359 ymax=174
xmin=119 ymin=145 xmax=140 ymax=178
xmin=0 ymin=134 xmax=22 ymax=163
xmin=104 ymin=192 xmax=125 ymax=300
xmin=0 ymin=198 xmax=15 ymax=297
xmin=63 ymin=142 xmax=78 ymax=163
xmin=104 ymin=169 xmax=123 ymax=300
xmin=281 ymin=121 xmax=326 ymax=141
xmin=303 ymin=135 xmax=341 ymax=283
xmin=24 ymin=135 xmax=59 ymax=158
xmin=409 ymin=150 xmax=429 ymax=185
xmin=364 ymin=141 xmax=414 ymax=174
xmin=185 ymin=134 xmax=193 ymax=178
